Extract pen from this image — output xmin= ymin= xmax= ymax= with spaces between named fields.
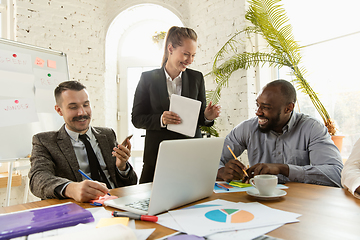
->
xmin=215 ymin=183 xmax=229 ymax=191
xmin=226 ymin=145 xmax=249 ymax=177
xmin=78 ymin=169 xmax=111 ymax=196
xmin=112 ymin=211 xmax=158 ymax=222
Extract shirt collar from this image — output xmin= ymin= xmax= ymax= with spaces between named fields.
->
xmin=164 ymin=68 xmax=182 ymax=82
xmin=65 ymin=125 xmax=93 ymax=142
xmin=282 ymin=111 xmax=296 ymax=133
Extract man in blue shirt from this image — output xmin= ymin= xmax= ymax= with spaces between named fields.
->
xmin=217 ymin=80 xmax=343 ymax=187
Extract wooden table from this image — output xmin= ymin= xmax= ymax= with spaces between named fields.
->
xmin=1 ymin=182 xmax=359 ymax=239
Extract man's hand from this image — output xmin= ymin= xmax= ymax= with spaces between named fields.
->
xmin=247 ymin=163 xmax=289 ymax=178
xmin=355 ymin=186 xmax=360 ymax=195
xmin=64 ymin=180 xmax=109 ymax=202
xmin=112 ymin=141 xmax=131 ymax=171
xmin=217 ymin=159 xmax=246 ymax=182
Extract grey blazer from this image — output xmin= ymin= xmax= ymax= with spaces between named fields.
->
xmin=28 ymin=125 xmax=137 ymax=199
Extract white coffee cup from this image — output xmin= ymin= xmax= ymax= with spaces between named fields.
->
xmin=249 ymin=174 xmax=278 ymax=196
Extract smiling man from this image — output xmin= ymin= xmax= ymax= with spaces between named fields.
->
xmin=217 ymin=79 xmax=343 ymax=187
xmin=28 ymin=81 xmax=137 ymax=202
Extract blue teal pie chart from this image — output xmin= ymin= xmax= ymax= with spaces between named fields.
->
xmin=205 ymin=209 xmax=254 ymax=223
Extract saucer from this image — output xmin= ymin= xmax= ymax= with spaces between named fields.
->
xmin=246 ymin=188 xmax=287 ymax=200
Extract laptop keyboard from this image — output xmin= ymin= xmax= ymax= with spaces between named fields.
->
xmin=125 ymin=198 xmax=150 ymax=211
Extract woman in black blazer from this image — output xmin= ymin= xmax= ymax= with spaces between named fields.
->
xmin=132 ymin=26 xmax=220 ymax=183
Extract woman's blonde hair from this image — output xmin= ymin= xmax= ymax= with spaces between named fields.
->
xmin=161 ymin=26 xmax=197 ymax=67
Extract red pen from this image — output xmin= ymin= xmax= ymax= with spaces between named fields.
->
xmin=112 ymin=211 xmax=158 ymax=222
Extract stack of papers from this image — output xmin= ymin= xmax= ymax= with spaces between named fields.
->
xmin=157 ymin=199 xmax=301 ymax=240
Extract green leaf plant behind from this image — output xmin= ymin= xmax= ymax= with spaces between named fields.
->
xmin=208 ymin=0 xmax=337 ymax=136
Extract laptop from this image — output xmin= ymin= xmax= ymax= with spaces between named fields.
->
xmin=104 ymin=137 xmax=225 ymax=216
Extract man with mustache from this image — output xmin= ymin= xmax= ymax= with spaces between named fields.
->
xmin=28 ymin=81 xmax=137 ymax=202
xmin=217 ymin=79 xmax=343 ymax=187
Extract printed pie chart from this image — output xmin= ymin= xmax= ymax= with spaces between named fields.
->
xmin=205 ymin=209 xmax=254 ymax=223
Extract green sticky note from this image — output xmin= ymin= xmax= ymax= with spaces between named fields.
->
xmin=229 ymin=181 xmax=252 ymax=188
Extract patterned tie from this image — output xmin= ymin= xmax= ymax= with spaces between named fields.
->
xmin=78 ymin=134 xmax=111 ymax=188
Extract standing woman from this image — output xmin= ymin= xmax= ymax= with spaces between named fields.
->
xmin=132 ymin=26 xmax=220 ymax=183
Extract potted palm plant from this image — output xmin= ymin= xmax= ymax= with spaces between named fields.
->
xmin=204 ymin=0 xmax=341 ymax=147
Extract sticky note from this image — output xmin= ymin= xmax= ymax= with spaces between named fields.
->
xmin=96 ymin=217 xmax=129 ymax=228
xmin=35 ymin=57 xmax=45 ymax=67
xmin=89 ymin=195 xmax=118 ymax=205
xmin=229 ymin=181 xmax=252 ymax=188
xmin=47 ymin=59 xmax=56 ymax=69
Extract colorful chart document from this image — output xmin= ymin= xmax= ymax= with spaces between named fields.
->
xmin=161 ymin=199 xmax=300 ymax=237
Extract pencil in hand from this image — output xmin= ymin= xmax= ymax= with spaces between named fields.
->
xmin=226 ymin=145 xmax=249 ymax=177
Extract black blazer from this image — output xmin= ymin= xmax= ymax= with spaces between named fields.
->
xmin=131 ymin=67 xmax=213 ymax=183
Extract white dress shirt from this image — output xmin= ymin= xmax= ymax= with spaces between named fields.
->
xmin=62 ymin=126 xmax=130 ymax=192
xmin=341 ymin=138 xmax=360 ymax=199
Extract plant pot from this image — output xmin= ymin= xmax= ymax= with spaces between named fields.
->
xmin=331 ymin=135 xmax=345 ymax=152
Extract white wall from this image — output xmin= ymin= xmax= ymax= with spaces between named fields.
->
xmin=15 ymin=0 xmax=108 ymax=126
xmin=14 ymin=0 xmax=254 ymax=132
xmin=4 ymin=0 xmax=256 ymax=205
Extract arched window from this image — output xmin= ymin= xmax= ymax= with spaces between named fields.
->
xmin=0 ymin=0 xmax=14 ymax=39
xmin=279 ymin=0 xmax=360 ymax=159
xmin=106 ymin=4 xmax=183 ymax=176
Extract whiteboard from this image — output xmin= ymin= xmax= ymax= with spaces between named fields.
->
xmin=0 ymin=38 xmax=69 ymax=160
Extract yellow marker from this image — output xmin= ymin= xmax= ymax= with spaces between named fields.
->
xmin=227 ymin=145 xmax=249 ymax=177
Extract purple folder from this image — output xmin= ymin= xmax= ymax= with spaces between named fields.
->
xmin=0 ymin=202 xmax=94 ymax=239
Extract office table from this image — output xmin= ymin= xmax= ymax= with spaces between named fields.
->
xmin=1 ymin=182 xmax=359 ymax=239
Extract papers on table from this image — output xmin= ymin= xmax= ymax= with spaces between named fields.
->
xmin=168 ymin=94 xmax=201 ymax=137
xmin=0 ymin=203 xmax=94 ymax=239
xmin=26 ymin=207 xmax=154 ymax=240
xmin=214 ymin=181 xmax=288 ymax=193
xmin=157 ymin=199 xmax=301 ymax=239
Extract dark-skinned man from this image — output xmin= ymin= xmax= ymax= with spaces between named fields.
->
xmin=217 ymin=79 xmax=343 ymax=187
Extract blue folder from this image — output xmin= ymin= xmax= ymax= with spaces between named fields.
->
xmin=0 ymin=202 xmax=94 ymax=239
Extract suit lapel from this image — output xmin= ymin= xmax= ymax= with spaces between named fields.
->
xmin=181 ymin=69 xmax=190 ymax=98
xmin=92 ymin=127 xmax=117 ymax=186
xmin=57 ymin=125 xmax=82 ymax=181
xmin=157 ymin=67 xmax=170 ymax=110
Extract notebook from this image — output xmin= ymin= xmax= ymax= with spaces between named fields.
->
xmin=0 ymin=202 xmax=94 ymax=239
xmin=167 ymin=94 xmax=202 ymax=137
xmin=105 ymin=137 xmax=225 ymax=215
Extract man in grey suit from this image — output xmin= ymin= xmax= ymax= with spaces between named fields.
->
xmin=29 ymin=81 xmax=137 ymax=202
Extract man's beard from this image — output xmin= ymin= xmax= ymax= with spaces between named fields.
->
xmin=257 ymin=112 xmax=281 ymax=133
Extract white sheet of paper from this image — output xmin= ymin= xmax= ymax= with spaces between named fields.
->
xmin=35 ymin=88 xmax=57 ymax=113
xmin=207 ymin=224 xmax=284 ymax=240
xmin=167 ymin=94 xmax=201 ymax=137
xmin=33 ymin=68 xmax=68 ymax=90
xmin=157 ymin=199 xmax=287 ymax=240
xmin=0 ymin=70 xmax=35 ymax=98
xmin=28 ymin=207 xmax=154 ymax=240
xmin=0 ymin=98 xmax=38 ymax=127
xmin=0 ymin=49 xmax=33 ymax=73
xmin=43 ymin=224 xmax=137 ymax=240
xmin=167 ymin=200 xmax=301 ymax=236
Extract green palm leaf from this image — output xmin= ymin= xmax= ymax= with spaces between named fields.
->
xmin=205 ymin=0 xmax=336 ymax=137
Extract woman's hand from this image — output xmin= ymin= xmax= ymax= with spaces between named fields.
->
xmin=204 ymin=102 xmax=221 ymax=121
xmin=162 ymin=111 xmax=181 ymax=125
